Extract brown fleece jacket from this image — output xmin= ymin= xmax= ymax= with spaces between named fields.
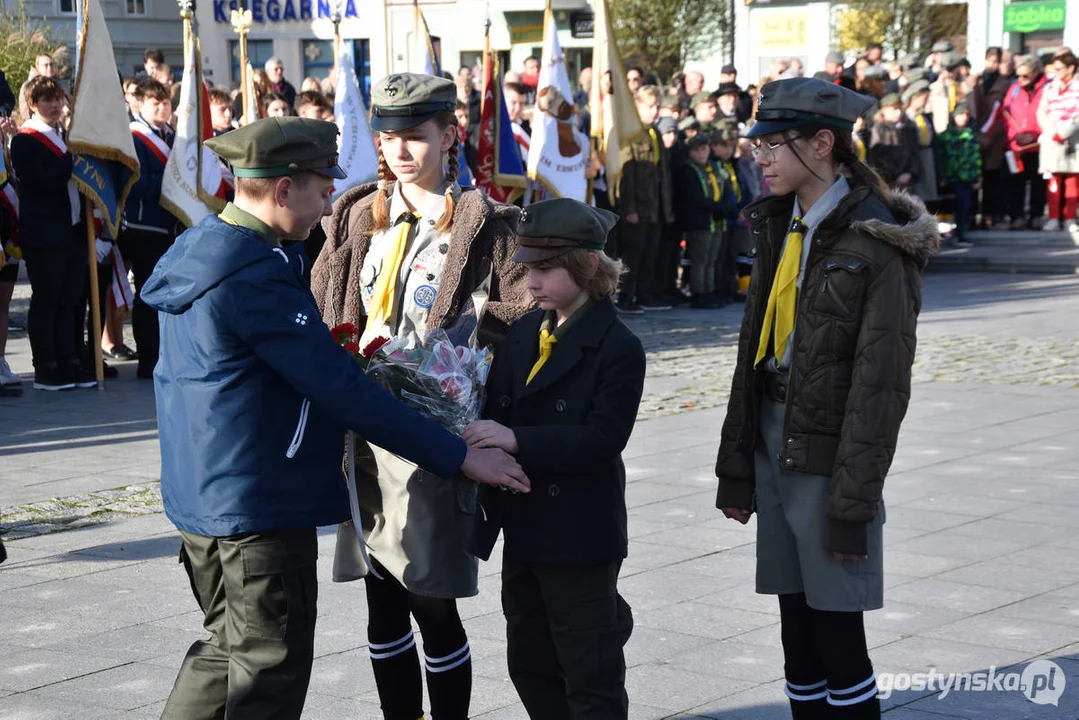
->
xmin=311 ymin=183 xmax=534 ymax=347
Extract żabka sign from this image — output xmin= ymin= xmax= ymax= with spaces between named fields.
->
xmin=213 ymin=0 xmax=358 ymax=23
xmin=1002 ymin=0 xmax=1066 ymax=34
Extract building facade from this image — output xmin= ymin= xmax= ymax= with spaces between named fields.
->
xmin=731 ymin=0 xmax=1076 ymax=85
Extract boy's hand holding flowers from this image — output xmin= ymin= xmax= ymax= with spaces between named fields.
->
xmin=463 ymin=420 xmax=519 ymax=454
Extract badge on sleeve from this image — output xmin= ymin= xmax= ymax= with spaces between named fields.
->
xmin=413 ymin=284 xmax=437 ymax=309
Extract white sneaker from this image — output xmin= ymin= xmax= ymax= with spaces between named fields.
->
xmin=1067 ymin=220 xmax=1079 ymax=233
xmin=0 ymin=357 xmax=22 ymax=385
xmin=1043 ymin=219 xmax=1061 ymax=231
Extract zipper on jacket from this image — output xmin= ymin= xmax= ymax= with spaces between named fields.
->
xmin=286 ymin=398 xmax=311 ymax=458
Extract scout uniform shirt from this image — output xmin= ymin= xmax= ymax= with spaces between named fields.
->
xmin=218 ymin=202 xmax=279 ymax=246
xmin=359 ymin=181 xmax=457 ymax=347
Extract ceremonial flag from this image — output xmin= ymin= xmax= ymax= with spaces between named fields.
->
xmin=475 ymin=53 xmax=525 ymax=204
xmin=410 ymin=3 xmax=440 ymax=76
xmin=68 ymin=0 xmax=139 ymax=237
xmin=243 ymin=62 xmax=261 ymax=125
xmin=162 ymin=30 xmax=229 ymax=228
xmin=590 ymin=0 xmax=646 ymax=203
xmin=333 ymin=41 xmax=378 ymax=201
xmin=526 ymin=9 xmax=588 ymax=201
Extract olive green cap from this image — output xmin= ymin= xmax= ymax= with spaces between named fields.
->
xmin=204 ymin=117 xmax=346 ymax=179
xmin=902 ymin=79 xmax=931 ymax=103
xmin=880 ymin=93 xmax=902 ymax=108
xmin=746 ymin=77 xmax=875 ymax=139
xmin=713 ymin=117 xmax=740 ymax=143
xmin=661 ymin=94 xmax=680 ymax=109
xmin=513 ymin=198 xmax=618 ymax=263
xmin=370 ymin=73 xmax=456 ymax=132
xmin=686 ymin=133 xmax=711 ymax=149
xmin=692 ymin=91 xmax=716 ymax=108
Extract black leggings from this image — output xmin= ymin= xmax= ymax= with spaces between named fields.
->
xmin=779 ymin=592 xmax=880 ymax=719
xmin=364 ymin=558 xmax=471 ymax=720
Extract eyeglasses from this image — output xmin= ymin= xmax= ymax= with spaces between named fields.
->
xmin=750 ymin=137 xmax=796 ymax=160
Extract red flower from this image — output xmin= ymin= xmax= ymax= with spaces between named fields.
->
xmin=344 ymin=341 xmax=361 ymax=356
xmin=362 ymin=336 xmax=391 ymax=360
xmin=331 ymin=323 xmax=360 ymax=346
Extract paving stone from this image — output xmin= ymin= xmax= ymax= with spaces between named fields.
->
xmin=27 ymin=662 xmax=177 ymax=711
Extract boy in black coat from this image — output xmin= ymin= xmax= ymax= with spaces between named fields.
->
xmin=465 ymin=198 xmax=646 ymax=720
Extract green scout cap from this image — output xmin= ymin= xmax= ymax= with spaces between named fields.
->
xmin=661 ymin=95 xmax=680 ymax=109
xmin=902 ymin=79 xmax=931 ymax=103
xmin=370 ymin=73 xmax=456 ymax=132
xmin=940 ymin=51 xmax=963 ymax=71
xmin=513 ymin=198 xmax=618 ymax=263
xmin=906 ymin=67 xmax=928 ymax=83
xmin=204 ymin=117 xmax=346 ymax=179
xmin=713 ymin=117 xmax=740 ymax=142
xmin=692 ymin=91 xmax=716 ymax=108
xmin=746 ymin=77 xmax=875 ymax=139
xmin=880 ymin=93 xmax=902 ymax=108
xmin=678 ymin=115 xmax=701 ymax=132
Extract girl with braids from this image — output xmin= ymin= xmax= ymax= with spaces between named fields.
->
xmin=310 ymin=73 xmax=533 ymax=720
xmin=714 ymin=78 xmax=940 ymax=720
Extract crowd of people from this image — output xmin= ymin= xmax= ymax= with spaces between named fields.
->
xmin=2 ymin=38 xmax=1079 ymax=392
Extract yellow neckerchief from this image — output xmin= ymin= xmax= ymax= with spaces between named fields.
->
xmin=703 ymin=164 xmax=721 ymax=201
xmin=367 ymin=212 xmax=419 ymax=331
xmin=755 ymin=217 xmax=807 ymax=368
xmin=526 ymin=301 xmax=594 ymax=384
xmin=526 ymin=326 xmax=557 ymax=385
xmin=913 ymin=113 xmax=931 ymax=147
xmin=854 ymin=134 xmax=867 ymax=162
xmin=947 ymin=83 xmax=957 ymax=113
xmin=648 ymin=126 xmax=661 ymax=166
xmin=723 ymin=160 xmax=742 ymax=202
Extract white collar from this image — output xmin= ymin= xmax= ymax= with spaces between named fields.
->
xmin=792 ymin=174 xmax=851 ymax=232
xmin=387 ymin=180 xmax=458 ymax=227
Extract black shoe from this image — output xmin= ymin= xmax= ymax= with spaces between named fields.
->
xmin=7 ymin=319 xmax=25 ymax=332
xmin=92 ymin=361 xmax=119 ymax=379
xmin=33 ymin=365 xmax=76 ymax=391
xmin=639 ymin=298 xmax=672 ymax=311
xmin=0 ymin=385 xmax=22 ymax=397
xmin=103 ymin=344 xmax=139 ymax=361
xmin=616 ymin=302 xmax=644 ymax=315
xmin=690 ymin=295 xmax=713 ymax=309
xmin=66 ymin=363 xmax=98 ymax=389
xmin=954 ymin=238 xmax=973 ymax=248
xmin=731 ymin=292 xmax=747 ymax=303
xmin=136 ymin=365 xmax=155 ymax=379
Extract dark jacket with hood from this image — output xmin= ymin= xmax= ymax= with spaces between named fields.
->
xmin=714 ymin=186 xmax=941 ymax=555
xmin=141 ymin=214 xmax=467 ymax=537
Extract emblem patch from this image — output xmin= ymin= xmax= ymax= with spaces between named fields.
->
xmin=413 ymin=284 xmax=437 ymax=309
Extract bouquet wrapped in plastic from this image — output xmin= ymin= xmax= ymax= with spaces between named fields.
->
xmin=365 ymin=312 xmax=493 ymax=434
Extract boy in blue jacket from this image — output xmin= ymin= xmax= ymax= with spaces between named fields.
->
xmin=678 ymin=133 xmax=739 ymax=308
xmin=465 ymin=198 xmax=646 ymax=720
xmin=143 ymin=116 xmax=529 ymax=720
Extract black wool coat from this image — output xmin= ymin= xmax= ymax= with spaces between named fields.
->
xmin=10 ymin=131 xmax=80 ymax=250
xmin=470 ymin=299 xmax=646 ymax=565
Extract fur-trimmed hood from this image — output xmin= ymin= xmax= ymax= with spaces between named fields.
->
xmin=311 ymin=182 xmax=533 ymax=347
xmin=747 ymin=184 xmax=942 ymax=266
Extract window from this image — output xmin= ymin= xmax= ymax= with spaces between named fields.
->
xmin=302 ymin=40 xmax=333 ymax=86
xmin=58 ymin=0 xmax=75 ymax=15
xmin=352 ymin=39 xmax=372 ymax=106
xmin=125 ymin=0 xmax=145 ymax=15
xmin=229 ymin=39 xmax=275 ymax=85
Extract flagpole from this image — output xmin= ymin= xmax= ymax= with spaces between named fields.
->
xmin=532 ymin=0 xmax=554 ymax=205
xmin=413 ymin=0 xmax=420 ymax=72
xmin=332 ymin=0 xmax=343 ymax=78
xmin=84 ymin=197 xmax=105 ymax=389
xmin=231 ymin=4 xmax=253 ymax=124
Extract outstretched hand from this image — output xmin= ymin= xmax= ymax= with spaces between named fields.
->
xmin=462 ymin=420 xmax=519 ymax=454
xmin=461 ymin=446 xmax=531 ymax=493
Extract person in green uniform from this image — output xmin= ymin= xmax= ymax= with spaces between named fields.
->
xmin=140 ymin=116 xmax=529 ymax=720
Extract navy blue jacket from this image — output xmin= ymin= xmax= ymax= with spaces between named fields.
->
xmin=142 ymin=215 xmax=468 ymax=537
xmin=470 ymin=300 xmax=646 ymax=564
xmin=676 ymin=160 xmax=739 ymax=233
xmin=127 ymin=118 xmax=181 ymax=235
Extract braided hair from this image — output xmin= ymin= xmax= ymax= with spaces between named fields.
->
xmin=781 ymin=122 xmax=892 ymax=205
xmin=369 ymin=110 xmax=460 ymax=233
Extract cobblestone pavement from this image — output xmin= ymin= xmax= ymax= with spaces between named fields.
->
xmin=4 ymin=272 xmax=1079 ymax=541
xmin=3 ymin=273 xmax=1079 ymax=718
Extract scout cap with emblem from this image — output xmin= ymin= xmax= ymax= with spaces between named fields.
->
xmin=692 ymin=91 xmax=717 ymax=108
xmin=370 ymin=73 xmax=457 ymax=132
xmin=513 ymin=198 xmax=618 ymax=263
xmin=746 ymin=77 xmax=875 ymax=139
xmin=204 ymin=116 xmax=347 ymax=179
xmin=902 ymin=79 xmax=931 ymax=104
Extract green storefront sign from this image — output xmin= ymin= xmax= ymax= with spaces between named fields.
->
xmin=1003 ymin=1 xmax=1067 ymax=33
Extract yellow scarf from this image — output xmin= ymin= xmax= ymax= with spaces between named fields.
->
xmin=723 ymin=161 xmax=742 ymax=202
xmin=648 ymin=126 xmax=660 ymax=166
xmin=914 ymin=113 xmax=931 ymax=147
xmin=367 ymin=214 xmax=418 ymax=330
xmin=947 ymin=83 xmax=957 ymax=113
xmin=755 ymin=217 xmax=807 ymax=367
xmin=526 ymin=327 xmax=557 ymax=384
xmin=854 ymin=135 xmax=867 ymax=162
xmin=703 ymin=164 xmax=721 ymax=201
